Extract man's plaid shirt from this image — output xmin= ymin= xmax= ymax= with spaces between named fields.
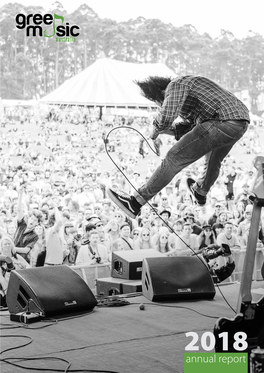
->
xmin=152 ymin=76 xmax=250 ymax=140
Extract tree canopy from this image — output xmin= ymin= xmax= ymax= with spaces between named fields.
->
xmin=0 ymin=2 xmax=264 ymax=113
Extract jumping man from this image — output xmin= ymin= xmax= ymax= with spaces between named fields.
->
xmin=107 ymin=75 xmax=250 ymax=219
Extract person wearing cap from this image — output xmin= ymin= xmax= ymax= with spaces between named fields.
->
xmin=234 ymin=183 xmax=252 ymax=208
xmin=75 ymin=230 xmax=109 ymax=266
xmin=237 ymin=204 xmax=255 ymax=239
xmin=184 ymin=213 xmax=202 ymax=235
xmin=159 ymin=209 xmax=171 ymax=223
xmin=94 ymin=219 xmax=111 ymax=252
xmin=208 ymin=203 xmax=224 ymax=227
xmin=168 ymin=219 xmax=184 ymax=249
xmin=112 ymin=223 xmax=134 ymax=252
xmin=150 ymin=214 xmax=163 ymax=236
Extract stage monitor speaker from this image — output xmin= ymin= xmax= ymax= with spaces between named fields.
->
xmin=111 ymin=249 xmax=164 ymax=280
xmin=142 ymin=256 xmax=216 ymax=301
xmin=96 ymin=277 xmax=142 ymax=296
xmin=6 ymin=266 xmax=97 ymax=317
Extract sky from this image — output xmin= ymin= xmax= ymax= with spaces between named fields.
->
xmin=2 ymin=0 xmax=264 ymax=39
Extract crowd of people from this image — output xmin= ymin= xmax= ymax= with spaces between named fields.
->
xmin=0 ymin=107 xmax=264 ymax=305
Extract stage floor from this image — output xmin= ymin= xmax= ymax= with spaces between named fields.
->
xmin=1 ymin=281 xmax=264 ymax=373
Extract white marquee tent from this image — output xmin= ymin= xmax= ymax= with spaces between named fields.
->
xmin=40 ymin=58 xmax=176 ymax=108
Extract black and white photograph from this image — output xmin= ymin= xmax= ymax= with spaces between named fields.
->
xmin=0 ymin=1 xmax=264 ymax=372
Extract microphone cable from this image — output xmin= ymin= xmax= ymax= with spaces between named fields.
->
xmin=104 ymin=126 xmax=236 ymax=314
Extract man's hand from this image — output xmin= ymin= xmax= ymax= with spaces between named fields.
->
xmin=158 ymin=128 xmax=176 ymax=136
xmin=149 ymin=126 xmax=159 ymax=140
xmin=149 ymin=127 xmax=175 ymax=140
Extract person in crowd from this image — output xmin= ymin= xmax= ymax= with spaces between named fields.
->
xmin=216 ymin=210 xmax=230 ymax=226
xmin=137 ymin=205 xmax=150 ymax=226
xmin=168 ymin=219 xmax=184 ymax=249
xmin=112 ymin=223 xmax=134 ymax=251
xmin=44 ymin=204 xmax=67 ymax=266
xmin=134 ymin=227 xmax=152 ymax=250
xmin=184 ymin=213 xmax=202 ymax=235
xmin=208 ymin=203 xmax=224 ymax=227
xmin=237 ymin=204 xmax=254 ymax=239
xmin=158 ymin=194 xmax=173 ymax=212
xmin=6 ymin=221 xmax=16 ymax=240
xmin=77 ymin=184 xmax=96 ymax=207
xmin=0 ymin=235 xmax=30 ymax=305
xmin=224 ymin=165 xmax=237 ymax=210
xmin=173 ymin=222 xmax=199 ymax=255
xmin=159 ymin=209 xmax=172 ymax=226
xmin=105 ymin=219 xmax=120 ymax=248
xmin=131 ymin=227 xmax=140 ymax=246
xmin=230 ymin=209 xmax=243 ymax=226
xmin=197 ymin=224 xmax=217 ymax=250
xmin=150 ymin=214 xmax=163 ymax=236
xmin=217 ymin=221 xmax=241 ymax=251
xmin=212 ymin=222 xmax=224 ymax=238
xmin=0 ymin=235 xmax=30 ymax=271
xmin=113 ymin=210 xmax=126 ymax=228
xmin=75 ymin=230 xmax=109 ymax=266
xmin=101 ymin=199 xmax=114 ymax=220
xmin=94 ymin=219 xmax=111 ymax=252
xmin=30 ymin=224 xmax=46 ymax=267
xmin=234 ymin=183 xmax=253 ymax=208
xmin=153 ymin=226 xmax=174 ymax=255
xmin=14 ymin=187 xmax=43 ymax=263
xmin=63 ymin=223 xmax=79 ymax=265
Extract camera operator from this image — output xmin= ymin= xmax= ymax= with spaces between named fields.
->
xmin=75 ymin=230 xmax=109 ymax=266
xmin=0 ymin=235 xmax=30 ymax=306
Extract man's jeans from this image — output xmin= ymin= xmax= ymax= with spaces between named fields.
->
xmin=134 ymin=119 xmax=248 ymax=205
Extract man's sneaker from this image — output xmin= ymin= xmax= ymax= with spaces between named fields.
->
xmin=186 ymin=178 xmax=207 ymax=206
xmin=106 ymin=188 xmax=141 ymax=219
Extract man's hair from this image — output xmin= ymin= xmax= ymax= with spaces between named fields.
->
xmin=135 ymin=76 xmax=173 ymax=105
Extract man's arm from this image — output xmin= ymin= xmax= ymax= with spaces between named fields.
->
xmin=17 ymin=186 xmax=24 ymax=221
xmin=15 ymin=247 xmax=31 ymax=255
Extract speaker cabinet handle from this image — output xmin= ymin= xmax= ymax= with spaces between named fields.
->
xmin=113 ymin=260 xmax=123 ymax=275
